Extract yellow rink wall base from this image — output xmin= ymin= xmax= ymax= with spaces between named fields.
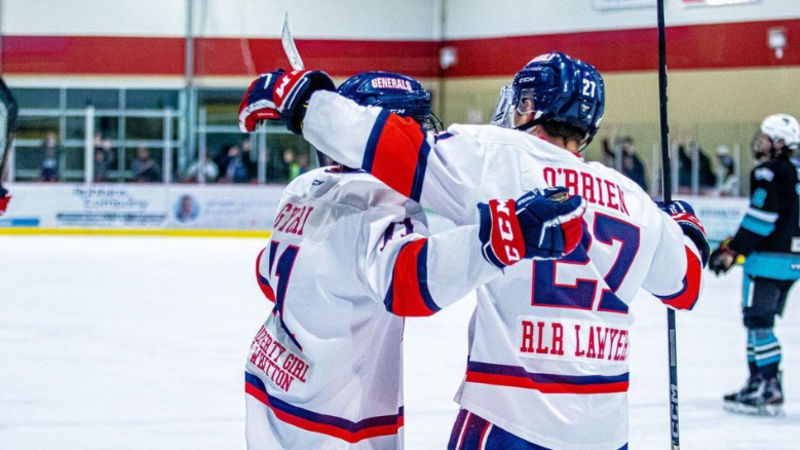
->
xmin=0 ymin=228 xmax=273 ymax=238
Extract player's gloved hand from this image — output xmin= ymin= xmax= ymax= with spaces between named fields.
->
xmin=0 ymin=186 xmax=9 ymax=217
xmin=709 ymin=236 xmax=738 ymax=276
xmin=657 ymin=199 xmax=710 ymax=267
xmin=238 ymin=69 xmax=335 ymax=134
xmin=478 ymin=187 xmax=587 ymax=269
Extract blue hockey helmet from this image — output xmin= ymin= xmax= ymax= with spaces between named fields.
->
xmin=491 ymin=52 xmax=605 ymax=147
xmin=337 ymin=71 xmax=441 ymax=131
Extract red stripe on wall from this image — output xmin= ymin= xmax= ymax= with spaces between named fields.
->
xmin=196 ymin=38 xmax=440 ymax=78
xmin=2 ymin=36 xmax=185 ymax=75
xmin=1 ymin=35 xmax=439 ymax=78
xmin=2 ymin=19 xmax=798 ymax=78
xmin=444 ymin=19 xmax=800 ymax=77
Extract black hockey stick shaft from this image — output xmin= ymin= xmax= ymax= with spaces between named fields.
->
xmin=657 ymin=1 xmax=680 ymax=449
xmin=0 ymin=76 xmax=19 ymax=193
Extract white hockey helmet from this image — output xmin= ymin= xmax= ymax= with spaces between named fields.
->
xmin=760 ymin=114 xmax=800 ymax=150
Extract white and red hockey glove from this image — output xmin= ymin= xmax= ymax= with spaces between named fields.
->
xmin=238 ymin=69 xmax=335 ymax=135
xmin=657 ymin=200 xmax=710 ymax=267
xmin=478 ymin=187 xmax=587 ymax=269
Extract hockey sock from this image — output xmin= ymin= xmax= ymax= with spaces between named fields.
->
xmin=751 ymin=328 xmax=781 ymax=379
xmin=747 ymin=332 xmax=758 ymax=377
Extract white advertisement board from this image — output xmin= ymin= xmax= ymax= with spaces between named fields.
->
xmin=682 ymin=0 xmax=759 ymax=6
xmin=594 ymin=0 xmax=655 ymax=10
xmin=0 ymin=184 xmax=285 ymax=231
xmin=679 ymin=196 xmax=748 ymax=243
xmin=0 ymin=184 xmax=748 ymax=241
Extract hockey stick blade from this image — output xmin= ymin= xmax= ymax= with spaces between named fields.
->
xmin=281 ymin=13 xmax=305 ymax=71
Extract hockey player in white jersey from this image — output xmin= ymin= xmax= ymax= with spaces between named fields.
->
xmin=239 ymin=52 xmax=710 ymax=450
xmin=239 ymin=70 xmax=587 ymax=450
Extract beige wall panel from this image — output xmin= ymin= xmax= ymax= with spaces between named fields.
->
xmin=442 ymin=68 xmax=800 ymax=190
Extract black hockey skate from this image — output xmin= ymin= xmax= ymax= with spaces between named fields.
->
xmin=723 ymin=374 xmax=784 ymax=416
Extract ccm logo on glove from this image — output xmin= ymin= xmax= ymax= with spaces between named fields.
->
xmin=478 ymin=187 xmax=587 ymax=270
xmin=487 ymin=199 xmax=526 ymax=266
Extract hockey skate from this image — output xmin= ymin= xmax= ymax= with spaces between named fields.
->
xmin=723 ymin=374 xmax=784 ymax=416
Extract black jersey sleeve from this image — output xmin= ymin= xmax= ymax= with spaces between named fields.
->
xmin=729 ymin=164 xmax=782 ymax=256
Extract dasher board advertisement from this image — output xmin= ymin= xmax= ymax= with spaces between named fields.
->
xmin=682 ymin=0 xmax=759 ymax=6
xmin=594 ymin=0 xmax=655 ymax=11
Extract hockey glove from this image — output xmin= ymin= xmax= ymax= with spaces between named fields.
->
xmin=238 ymin=69 xmax=335 ymax=134
xmin=657 ymin=199 xmax=710 ymax=267
xmin=709 ymin=237 xmax=738 ymax=276
xmin=478 ymin=187 xmax=586 ymax=269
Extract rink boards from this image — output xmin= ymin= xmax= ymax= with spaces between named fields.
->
xmin=0 ymin=183 xmax=747 ymax=241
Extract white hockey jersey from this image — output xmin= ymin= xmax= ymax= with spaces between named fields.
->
xmin=302 ymin=91 xmax=704 ymax=450
xmin=245 ymin=167 xmax=501 ymax=450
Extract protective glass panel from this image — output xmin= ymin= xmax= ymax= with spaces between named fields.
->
xmin=14 ymin=88 xmax=60 ymax=109
xmin=125 ymin=90 xmax=179 ymax=110
xmin=66 ymin=89 xmax=119 ymax=109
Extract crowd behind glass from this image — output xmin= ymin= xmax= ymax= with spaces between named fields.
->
xmin=10 ymin=87 xmax=747 ymax=195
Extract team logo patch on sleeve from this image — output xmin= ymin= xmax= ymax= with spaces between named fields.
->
xmin=754 ymin=168 xmax=774 ymax=181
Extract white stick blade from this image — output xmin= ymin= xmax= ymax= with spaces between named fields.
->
xmin=281 ymin=13 xmax=305 ymax=70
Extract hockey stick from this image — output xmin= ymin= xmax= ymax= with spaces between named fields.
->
xmin=281 ymin=12 xmax=324 ymax=168
xmin=656 ymin=1 xmax=680 ymax=449
xmin=0 ymin=75 xmax=19 ymax=213
xmin=282 ymin=13 xmax=305 ymax=71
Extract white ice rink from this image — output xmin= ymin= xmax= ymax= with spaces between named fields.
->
xmin=2 ymin=236 xmax=800 ymax=449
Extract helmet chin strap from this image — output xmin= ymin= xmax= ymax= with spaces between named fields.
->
xmin=514 ymin=118 xmax=542 ymax=133
xmin=514 ymin=110 xmax=545 ymax=132
xmin=515 ymin=113 xmax=593 ymax=154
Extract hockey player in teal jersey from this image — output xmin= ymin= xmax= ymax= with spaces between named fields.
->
xmin=711 ymin=114 xmax=800 ymax=416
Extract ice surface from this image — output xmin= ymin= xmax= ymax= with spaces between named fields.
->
xmin=1 ymin=236 xmax=799 ymax=449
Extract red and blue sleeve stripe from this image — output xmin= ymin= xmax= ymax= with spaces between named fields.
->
xmin=465 ymin=361 xmax=629 ymax=394
xmin=361 ymin=110 xmax=430 ymax=202
xmin=655 ymin=246 xmax=702 ymax=311
xmin=383 ymin=239 xmax=441 ymax=317
xmin=245 ymin=372 xmax=404 ymax=443
xmin=256 ymin=247 xmax=275 ymax=303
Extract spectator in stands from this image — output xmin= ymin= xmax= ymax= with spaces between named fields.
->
xmin=132 ymin=146 xmax=161 ymax=182
xmin=602 ymin=136 xmax=647 ymax=191
xmin=214 ymin=144 xmax=233 ymax=176
xmin=284 ymin=149 xmax=301 ymax=181
xmin=39 ymin=132 xmax=60 ymax=182
xmin=184 ymin=155 xmax=219 ymax=182
xmin=222 ymin=145 xmax=250 ymax=183
xmin=94 ymin=148 xmax=111 ymax=182
xmin=678 ymin=140 xmax=716 ymax=190
xmin=93 ymin=135 xmax=115 ymax=180
xmin=241 ymin=137 xmax=257 ymax=179
xmin=297 ymin=153 xmax=311 ymax=177
xmin=714 ymin=145 xmax=738 ymax=197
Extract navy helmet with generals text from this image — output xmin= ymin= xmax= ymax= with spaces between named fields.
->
xmin=492 ymin=52 xmax=605 ymax=147
xmin=337 ymin=71 xmax=441 ymax=131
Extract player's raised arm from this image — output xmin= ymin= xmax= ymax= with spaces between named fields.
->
xmin=238 ymin=70 xmax=489 ymax=223
xmin=361 ymin=188 xmax=586 ymax=316
xmin=642 ymin=200 xmax=710 ymax=311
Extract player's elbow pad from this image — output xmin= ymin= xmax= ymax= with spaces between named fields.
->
xmin=383 ymin=239 xmax=441 ymax=317
xmin=654 ymin=245 xmax=703 ymax=311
